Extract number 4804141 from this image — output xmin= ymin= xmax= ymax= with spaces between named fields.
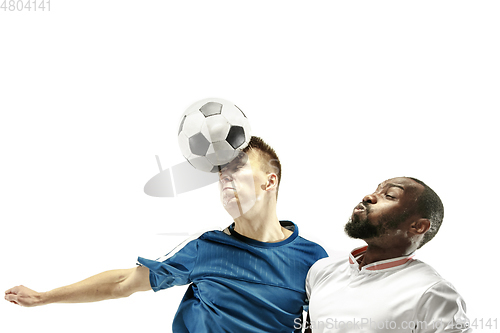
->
xmin=1 ymin=0 xmax=51 ymax=11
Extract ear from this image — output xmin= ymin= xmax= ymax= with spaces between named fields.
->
xmin=264 ymin=173 xmax=278 ymax=192
xmin=410 ymin=218 xmax=431 ymax=235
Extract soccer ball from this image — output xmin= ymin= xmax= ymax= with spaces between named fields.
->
xmin=178 ymin=98 xmax=252 ymax=172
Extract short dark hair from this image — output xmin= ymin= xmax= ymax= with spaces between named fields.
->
xmin=407 ymin=177 xmax=444 ymax=248
xmin=243 ymin=136 xmax=281 ymax=198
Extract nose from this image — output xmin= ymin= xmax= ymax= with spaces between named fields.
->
xmin=362 ymin=193 xmax=377 ymax=204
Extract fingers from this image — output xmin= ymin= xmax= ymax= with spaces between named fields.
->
xmin=5 ymin=286 xmax=24 ymax=295
xmin=4 ymin=293 xmax=19 ymax=305
xmin=5 ymin=285 xmax=23 ymax=294
xmin=5 ymin=286 xmax=24 ymax=306
xmin=4 ymin=285 xmax=42 ymax=307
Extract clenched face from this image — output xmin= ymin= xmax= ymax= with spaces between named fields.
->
xmin=218 ymin=150 xmax=268 ymax=219
xmin=345 ymin=177 xmax=424 ymax=240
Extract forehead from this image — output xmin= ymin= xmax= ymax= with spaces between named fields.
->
xmin=377 ymin=177 xmax=423 ymax=196
xmin=219 ymin=149 xmax=259 ymax=171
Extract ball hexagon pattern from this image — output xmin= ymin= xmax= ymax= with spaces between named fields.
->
xmin=178 ymin=98 xmax=252 ymax=172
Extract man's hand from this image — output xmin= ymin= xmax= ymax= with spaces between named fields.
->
xmin=5 ymin=285 xmax=43 ymax=307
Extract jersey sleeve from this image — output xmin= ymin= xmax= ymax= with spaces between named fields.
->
xmin=305 ymin=263 xmax=316 ymax=301
xmin=305 ymin=256 xmax=329 ymax=301
xmin=137 ymin=238 xmax=199 ymax=292
xmin=414 ymin=281 xmax=472 ymax=333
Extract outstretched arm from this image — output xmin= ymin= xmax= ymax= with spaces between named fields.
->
xmin=5 ymin=265 xmax=151 ymax=307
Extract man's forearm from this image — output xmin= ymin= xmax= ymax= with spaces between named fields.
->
xmin=40 ymin=268 xmax=133 ymax=305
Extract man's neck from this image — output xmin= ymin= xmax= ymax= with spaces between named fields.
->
xmin=233 ymin=212 xmax=291 ymax=243
xmin=358 ymin=244 xmax=412 ymax=269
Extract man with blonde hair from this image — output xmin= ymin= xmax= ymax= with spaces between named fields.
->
xmin=6 ymin=136 xmax=327 ymax=333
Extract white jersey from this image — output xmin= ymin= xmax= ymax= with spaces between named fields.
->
xmin=305 ymin=246 xmax=471 ymax=333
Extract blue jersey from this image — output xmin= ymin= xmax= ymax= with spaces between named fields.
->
xmin=137 ymin=221 xmax=328 ymax=333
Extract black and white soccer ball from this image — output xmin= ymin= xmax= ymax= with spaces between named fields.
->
xmin=178 ymin=98 xmax=252 ymax=172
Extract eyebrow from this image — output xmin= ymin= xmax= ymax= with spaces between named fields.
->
xmin=377 ymin=183 xmax=405 ymax=191
xmin=218 ymin=156 xmax=247 ymax=174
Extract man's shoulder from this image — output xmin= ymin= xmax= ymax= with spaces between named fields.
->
xmin=307 ymin=250 xmax=347 ymax=280
xmin=197 ymin=227 xmax=231 ymax=242
xmin=404 ymin=259 xmax=452 ymax=287
xmin=288 ymin=221 xmax=328 ymax=255
xmin=150 ymin=229 xmax=215 ymax=262
xmin=305 ymin=251 xmax=348 ymax=297
xmin=406 ymin=259 xmax=469 ymax=327
xmin=291 ymin=236 xmax=329 ymax=264
xmin=295 ymin=234 xmax=326 ymax=248
xmin=292 ymin=231 xmax=328 ymax=259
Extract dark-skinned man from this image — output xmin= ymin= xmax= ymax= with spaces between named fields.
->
xmin=304 ymin=177 xmax=470 ymax=333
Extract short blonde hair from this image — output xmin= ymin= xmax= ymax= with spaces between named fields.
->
xmin=243 ymin=136 xmax=281 ymax=198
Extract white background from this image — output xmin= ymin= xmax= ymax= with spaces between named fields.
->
xmin=1 ymin=1 xmax=499 ymax=332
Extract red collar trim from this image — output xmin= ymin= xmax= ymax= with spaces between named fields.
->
xmin=349 ymin=245 xmax=414 ymax=271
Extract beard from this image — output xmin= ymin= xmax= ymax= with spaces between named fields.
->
xmin=344 ymin=205 xmax=409 ymax=240
xmin=345 ymin=213 xmax=385 ymax=239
